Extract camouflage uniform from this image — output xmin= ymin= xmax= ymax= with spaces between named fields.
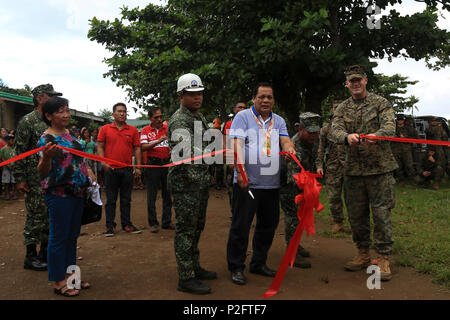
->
xmin=414 ymin=146 xmax=444 ymax=185
xmin=392 ymin=122 xmax=416 ymax=179
xmin=280 ymin=113 xmax=320 ymax=251
xmin=425 ymin=123 xmax=447 ymax=170
xmin=315 ymin=123 xmax=346 ymax=224
xmin=12 ymin=109 xmax=49 ymax=246
xmin=167 ymin=105 xmax=212 ymax=281
xmin=331 ymin=92 xmax=398 ymax=255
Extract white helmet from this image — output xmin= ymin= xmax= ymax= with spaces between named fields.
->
xmin=177 ymin=73 xmax=204 ymax=93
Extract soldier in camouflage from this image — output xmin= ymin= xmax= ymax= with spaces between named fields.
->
xmin=280 ymin=112 xmax=321 ymax=269
xmin=425 ymin=117 xmax=448 ymax=175
xmin=392 ymin=114 xmax=416 ymax=181
xmin=167 ymin=73 xmax=216 ymax=295
xmin=414 ymin=145 xmax=444 ymax=188
xmin=12 ymin=84 xmax=62 ymax=271
xmin=331 ymin=65 xmax=398 ymax=281
xmin=316 ymin=107 xmax=347 ymax=234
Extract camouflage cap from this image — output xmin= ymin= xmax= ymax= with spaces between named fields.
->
xmin=345 ymin=65 xmax=367 ymax=81
xmin=31 ymin=84 xmax=62 ymax=97
xmin=299 ymin=112 xmax=321 ymax=133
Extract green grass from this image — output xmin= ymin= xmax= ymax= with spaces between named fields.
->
xmin=315 ymin=178 xmax=450 ymax=288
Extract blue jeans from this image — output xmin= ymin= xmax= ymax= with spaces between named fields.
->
xmin=45 ymin=195 xmax=84 ymax=282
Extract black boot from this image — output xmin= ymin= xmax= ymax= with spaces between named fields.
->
xmin=298 ymin=245 xmax=310 ymax=257
xmin=24 ymin=244 xmax=47 ymax=271
xmin=38 ymin=243 xmax=48 ymax=265
xmin=195 ymin=267 xmax=217 ymax=280
xmin=178 ymin=278 xmax=211 ymax=294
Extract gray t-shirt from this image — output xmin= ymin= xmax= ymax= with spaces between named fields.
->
xmin=229 ymin=106 xmax=289 ymax=189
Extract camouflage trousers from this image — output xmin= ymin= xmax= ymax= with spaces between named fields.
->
xmin=393 ymin=148 xmax=415 ymax=179
xmin=23 ymin=184 xmax=49 ymax=246
xmin=344 ymin=173 xmax=395 ymax=255
xmin=172 ymin=190 xmax=209 ymax=281
xmin=325 ymin=162 xmax=345 ymax=224
xmin=280 ymin=185 xmax=301 ymax=252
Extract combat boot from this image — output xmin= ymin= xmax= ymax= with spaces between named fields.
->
xmin=345 ymin=247 xmax=371 ymax=271
xmin=24 ymin=255 xmax=47 ymax=271
xmin=377 ymin=254 xmax=392 ymax=281
xmin=195 ymin=267 xmax=218 ymax=280
xmin=38 ymin=245 xmax=48 ymax=265
xmin=178 ymin=278 xmax=211 ymax=295
xmin=24 ymin=244 xmax=47 ymax=271
xmin=297 ymin=245 xmax=310 ymax=257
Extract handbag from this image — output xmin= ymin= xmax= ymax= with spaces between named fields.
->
xmin=82 ymin=186 xmax=102 ymax=225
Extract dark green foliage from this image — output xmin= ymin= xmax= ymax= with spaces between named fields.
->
xmin=88 ymin=0 xmax=449 ymax=124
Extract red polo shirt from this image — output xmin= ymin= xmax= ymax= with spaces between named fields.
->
xmin=140 ymin=122 xmax=170 ymax=159
xmin=97 ymin=122 xmax=140 ymax=168
xmin=223 ymin=120 xmax=232 ymax=135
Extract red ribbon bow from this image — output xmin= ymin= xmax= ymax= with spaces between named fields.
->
xmin=262 ymin=153 xmax=324 ymax=298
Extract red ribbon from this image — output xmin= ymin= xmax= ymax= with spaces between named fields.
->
xmin=360 ymin=134 xmax=450 ymax=146
xmin=262 ymin=152 xmax=324 ymax=299
xmin=0 ymin=145 xmax=248 ymax=183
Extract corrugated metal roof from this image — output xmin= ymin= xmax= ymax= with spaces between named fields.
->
xmin=0 ymin=91 xmax=33 ymax=104
xmin=127 ymin=119 xmax=150 ymax=129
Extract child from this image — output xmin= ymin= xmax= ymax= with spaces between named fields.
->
xmin=0 ymin=135 xmax=18 ymax=200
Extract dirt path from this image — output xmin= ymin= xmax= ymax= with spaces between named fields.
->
xmin=0 ymin=188 xmax=448 ymax=300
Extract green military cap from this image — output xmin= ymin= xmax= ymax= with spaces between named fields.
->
xmin=344 ymin=65 xmax=367 ymax=81
xmin=31 ymin=84 xmax=62 ymax=97
xmin=397 ymin=114 xmax=406 ymax=120
xmin=299 ymin=112 xmax=321 ymax=133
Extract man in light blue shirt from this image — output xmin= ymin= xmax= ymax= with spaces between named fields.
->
xmin=227 ymin=82 xmax=296 ymax=285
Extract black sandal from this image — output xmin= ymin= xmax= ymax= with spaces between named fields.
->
xmin=54 ymin=284 xmax=79 ymax=297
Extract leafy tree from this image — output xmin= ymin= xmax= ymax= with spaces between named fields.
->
xmin=96 ymin=108 xmax=113 ymax=121
xmin=88 ymin=0 xmax=449 ymax=125
xmin=0 ymin=78 xmax=32 ymax=97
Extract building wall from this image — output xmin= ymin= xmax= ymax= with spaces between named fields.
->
xmin=0 ymin=99 xmax=34 ymax=130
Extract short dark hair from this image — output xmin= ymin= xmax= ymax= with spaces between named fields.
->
xmin=252 ymin=82 xmax=274 ymax=98
xmin=42 ymin=96 xmax=69 ymax=126
xmin=148 ymin=107 xmax=162 ymax=118
xmin=113 ymin=102 xmax=127 ymax=112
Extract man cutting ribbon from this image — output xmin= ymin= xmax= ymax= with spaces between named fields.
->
xmin=226 ymin=82 xmax=295 ymax=286
xmin=331 ymin=65 xmax=398 ymax=281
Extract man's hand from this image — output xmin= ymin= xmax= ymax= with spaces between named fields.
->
xmin=17 ymin=181 xmax=30 ymax=193
xmin=347 ymin=133 xmax=360 ymax=146
xmin=423 ymin=171 xmax=431 ymax=177
xmin=317 ymin=168 xmax=324 ymax=175
xmin=364 ymin=133 xmax=377 ymax=145
xmin=236 ymin=171 xmax=248 ymax=190
xmin=159 ymin=135 xmax=168 ymax=142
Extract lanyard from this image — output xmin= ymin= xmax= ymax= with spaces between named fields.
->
xmin=251 ymin=108 xmax=274 ymax=157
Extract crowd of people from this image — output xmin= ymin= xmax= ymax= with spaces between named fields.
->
xmin=4 ymin=65 xmax=449 ymax=297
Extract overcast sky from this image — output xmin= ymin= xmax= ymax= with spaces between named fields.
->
xmin=0 ymin=0 xmax=448 ymax=120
